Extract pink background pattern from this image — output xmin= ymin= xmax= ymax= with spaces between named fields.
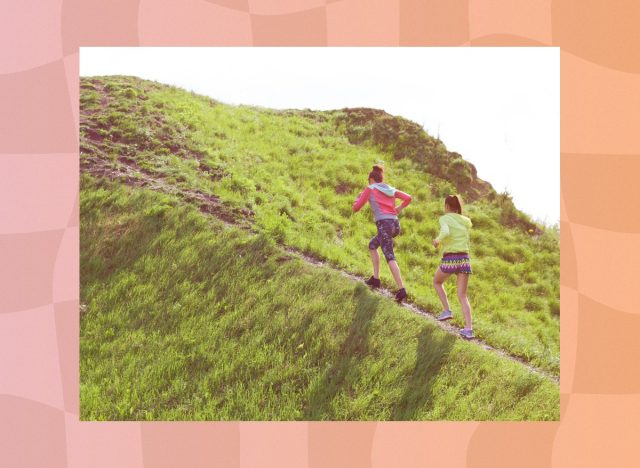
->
xmin=2 ymin=0 xmax=639 ymax=466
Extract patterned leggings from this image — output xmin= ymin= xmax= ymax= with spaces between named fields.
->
xmin=368 ymin=218 xmax=401 ymax=262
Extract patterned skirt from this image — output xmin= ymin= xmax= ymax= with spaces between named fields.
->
xmin=440 ymin=252 xmax=473 ymax=274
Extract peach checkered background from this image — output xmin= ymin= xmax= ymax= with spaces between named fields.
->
xmin=1 ymin=1 xmax=639 ymax=466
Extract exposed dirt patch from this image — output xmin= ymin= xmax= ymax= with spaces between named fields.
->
xmin=335 ymin=180 xmax=358 ymax=195
xmin=84 ymin=150 xmax=252 ymax=229
xmin=81 ymin=126 xmax=105 ymax=143
xmin=117 ymin=155 xmax=139 ymax=168
xmin=81 ymin=77 xmax=252 ymax=228
xmin=198 ymin=161 xmax=226 ymax=180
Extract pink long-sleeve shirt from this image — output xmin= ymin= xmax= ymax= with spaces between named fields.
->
xmin=352 ymin=183 xmax=412 ymax=221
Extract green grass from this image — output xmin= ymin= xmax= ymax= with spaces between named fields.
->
xmin=80 ymin=75 xmax=559 ymax=375
xmin=80 ymin=178 xmax=558 ymax=420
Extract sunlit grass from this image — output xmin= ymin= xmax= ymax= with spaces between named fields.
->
xmin=80 ymin=178 xmax=558 ymax=420
xmin=80 ymin=75 xmax=559 ymax=419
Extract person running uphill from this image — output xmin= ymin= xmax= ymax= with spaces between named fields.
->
xmin=432 ymin=195 xmax=474 ymax=339
xmin=352 ymin=165 xmax=412 ymax=302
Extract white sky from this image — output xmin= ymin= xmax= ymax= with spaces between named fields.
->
xmin=80 ymin=47 xmax=559 ymax=223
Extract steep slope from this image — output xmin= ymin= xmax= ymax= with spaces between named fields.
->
xmin=80 ymin=75 xmax=559 ymax=374
xmin=81 ymin=177 xmax=558 ymax=420
xmin=80 ymin=75 xmax=560 ymax=419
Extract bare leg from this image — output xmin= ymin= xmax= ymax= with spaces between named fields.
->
xmin=456 ymin=273 xmax=473 ymax=329
xmin=370 ymin=248 xmax=380 ymax=279
xmin=388 ymin=260 xmax=404 ymax=289
xmin=433 ymin=267 xmax=452 ymax=312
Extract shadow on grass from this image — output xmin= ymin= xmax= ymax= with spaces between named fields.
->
xmin=303 ymin=283 xmax=381 ymax=419
xmin=391 ymin=326 xmax=456 ymax=420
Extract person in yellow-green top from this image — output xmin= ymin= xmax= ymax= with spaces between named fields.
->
xmin=432 ymin=195 xmax=474 ymax=340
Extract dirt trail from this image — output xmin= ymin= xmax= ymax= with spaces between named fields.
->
xmin=82 ymin=153 xmax=559 ymax=386
xmin=80 ymin=82 xmax=253 ymax=228
xmin=80 ymin=82 xmax=559 ymax=386
xmin=285 ymin=248 xmax=559 ymax=385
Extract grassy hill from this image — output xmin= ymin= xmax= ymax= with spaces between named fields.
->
xmin=80 ymin=76 xmax=559 ymax=420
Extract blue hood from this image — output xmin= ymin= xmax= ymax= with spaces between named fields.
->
xmin=368 ymin=183 xmax=396 ymax=197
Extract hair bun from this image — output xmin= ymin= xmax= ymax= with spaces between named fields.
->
xmin=369 ymin=164 xmax=385 ymax=183
xmin=445 ymin=194 xmax=463 ymax=214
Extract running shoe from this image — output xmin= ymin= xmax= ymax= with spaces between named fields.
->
xmin=395 ymin=288 xmax=407 ymax=303
xmin=436 ymin=310 xmax=453 ymax=321
xmin=459 ymin=328 xmax=474 ymax=340
xmin=365 ymin=276 xmax=381 ymax=288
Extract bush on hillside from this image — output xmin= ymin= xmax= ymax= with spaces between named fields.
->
xmin=494 ymin=191 xmax=540 ymax=234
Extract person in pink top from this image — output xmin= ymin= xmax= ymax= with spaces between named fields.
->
xmin=352 ymin=165 xmax=412 ymax=302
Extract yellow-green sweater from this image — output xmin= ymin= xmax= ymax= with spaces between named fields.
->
xmin=435 ymin=213 xmax=473 ymax=253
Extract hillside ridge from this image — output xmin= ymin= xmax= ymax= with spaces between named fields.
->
xmin=80 ymin=75 xmax=559 ymax=376
xmin=82 ymin=74 xmax=538 ymax=232
xmin=80 ymin=146 xmax=557 ymax=385
xmin=80 ymin=75 xmax=560 ymax=419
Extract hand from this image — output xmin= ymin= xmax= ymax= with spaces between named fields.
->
xmin=396 ymin=206 xmax=403 ymax=215
xmin=432 ymin=239 xmax=440 ymax=248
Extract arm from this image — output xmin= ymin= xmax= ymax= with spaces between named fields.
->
xmin=434 ymin=217 xmax=450 ymax=243
xmin=394 ymin=190 xmax=412 ymax=214
xmin=352 ymin=187 xmax=371 ymax=213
